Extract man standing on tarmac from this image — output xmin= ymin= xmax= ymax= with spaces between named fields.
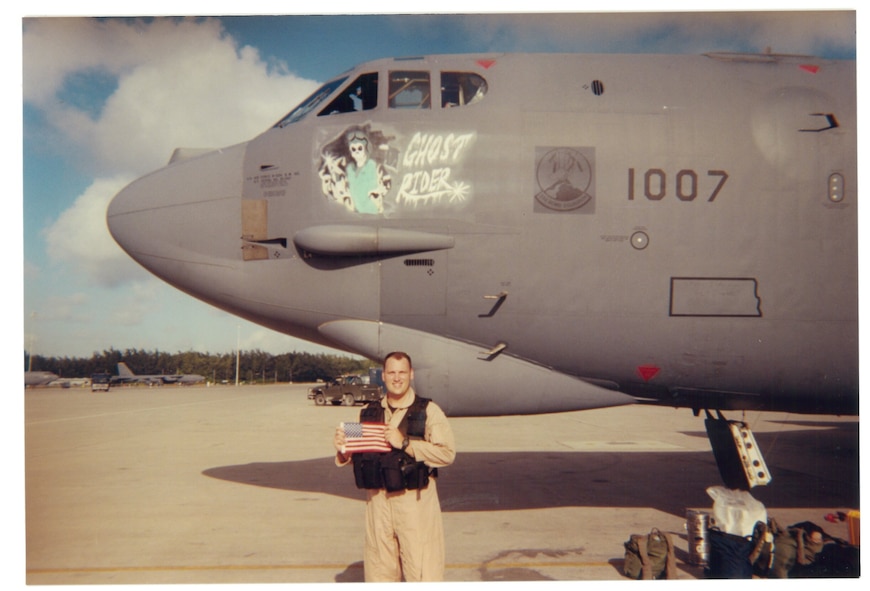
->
xmin=334 ymin=351 xmax=456 ymax=582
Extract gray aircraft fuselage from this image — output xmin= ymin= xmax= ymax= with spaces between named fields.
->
xmin=107 ymin=53 xmax=857 ymax=417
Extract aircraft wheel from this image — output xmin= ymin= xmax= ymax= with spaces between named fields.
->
xmin=314 ymin=393 xmax=326 ymax=406
xmin=343 ymin=393 xmax=355 ymax=406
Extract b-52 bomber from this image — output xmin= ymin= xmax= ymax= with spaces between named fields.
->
xmin=107 ymin=52 xmax=856 ymax=488
xmin=112 ymin=362 xmax=205 ymax=386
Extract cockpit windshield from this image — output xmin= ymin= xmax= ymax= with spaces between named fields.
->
xmin=318 ymin=73 xmax=379 ymax=116
xmin=274 ymin=76 xmax=349 ymax=128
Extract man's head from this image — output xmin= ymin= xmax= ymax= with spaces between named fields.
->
xmin=383 ymin=351 xmax=413 ymax=400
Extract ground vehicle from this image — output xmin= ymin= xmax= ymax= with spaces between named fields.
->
xmin=91 ymin=373 xmax=111 ymax=392
xmin=308 ymin=374 xmax=383 ymax=406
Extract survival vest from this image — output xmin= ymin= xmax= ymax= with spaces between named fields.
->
xmin=352 ymin=396 xmax=437 ymax=492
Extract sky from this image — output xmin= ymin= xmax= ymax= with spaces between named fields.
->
xmin=16 ymin=4 xmax=859 ymax=362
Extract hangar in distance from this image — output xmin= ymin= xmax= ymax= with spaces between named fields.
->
xmin=106 ymin=52 xmax=856 ymax=427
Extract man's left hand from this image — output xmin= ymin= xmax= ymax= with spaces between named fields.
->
xmin=385 ymin=425 xmax=405 ymax=449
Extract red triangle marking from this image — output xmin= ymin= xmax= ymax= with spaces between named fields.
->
xmin=800 ymin=64 xmax=821 ymax=74
xmin=477 ymin=59 xmax=496 ymax=70
xmin=637 ymin=365 xmax=660 ymax=382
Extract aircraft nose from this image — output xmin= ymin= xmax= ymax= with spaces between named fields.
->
xmin=107 ymin=144 xmax=246 ymax=279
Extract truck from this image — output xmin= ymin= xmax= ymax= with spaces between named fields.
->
xmin=91 ymin=373 xmax=111 ymax=392
xmin=308 ymin=373 xmax=384 ymax=406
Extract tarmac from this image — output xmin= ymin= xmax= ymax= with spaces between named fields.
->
xmin=24 ymin=383 xmax=859 ymax=584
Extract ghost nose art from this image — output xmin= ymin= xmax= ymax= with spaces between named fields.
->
xmin=107 ymin=143 xmax=246 ymax=288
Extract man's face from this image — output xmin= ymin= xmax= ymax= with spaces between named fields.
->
xmin=384 ymin=357 xmax=413 ymax=399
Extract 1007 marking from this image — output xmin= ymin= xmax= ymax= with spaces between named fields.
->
xmin=628 ymin=168 xmax=729 ymax=202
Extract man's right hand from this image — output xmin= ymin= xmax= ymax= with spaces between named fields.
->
xmin=334 ymin=426 xmax=349 ymax=455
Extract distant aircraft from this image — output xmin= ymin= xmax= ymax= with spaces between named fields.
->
xmin=48 ymin=377 xmax=91 ymax=388
xmin=107 ymin=52 xmax=856 ymax=486
xmin=24 ymin=372 xmax=90 ymax=388
xmin=25 ymin=371 xmax=60 ymax=387
xmin=112 ymin=362 xmax=205 ymax=385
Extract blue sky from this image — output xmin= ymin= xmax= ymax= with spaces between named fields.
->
xmin=17 ymin=5 xmax=859 ymax=361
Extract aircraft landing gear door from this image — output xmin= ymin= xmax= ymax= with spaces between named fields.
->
xmin=379 ymin=251 xmax=448 ymax=317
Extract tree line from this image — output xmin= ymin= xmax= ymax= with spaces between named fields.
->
xmin=25 ymin=347 xmax=377 ymax=384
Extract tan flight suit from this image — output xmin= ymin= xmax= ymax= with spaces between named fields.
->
xmin=337 ymin=388 xmax=455 ymax=582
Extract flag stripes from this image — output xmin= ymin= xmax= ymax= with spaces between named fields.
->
xmin=341 ymin=421 xmax=391 ymax=454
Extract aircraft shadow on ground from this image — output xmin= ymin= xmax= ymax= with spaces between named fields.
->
xmin=202 ymin=422 xmax=858 ymax=517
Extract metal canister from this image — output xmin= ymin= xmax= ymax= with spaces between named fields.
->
xmin=847 ymin=510 xmax=860 ymax=546
xmin=686 ymin=509 xmax=710 ymax=566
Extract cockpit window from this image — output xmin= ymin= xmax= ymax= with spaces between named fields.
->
xmin=441 ymin=72 xmax=487 ymax=108
xmin=274 ymin=76 xmax=348 ymax=127
xmin=318 ymin=73 xmax=379 ymax=116
xmin=389 ymin=71 xmax=431 ymax=109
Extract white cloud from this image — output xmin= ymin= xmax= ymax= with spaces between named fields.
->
xmin=37 ymin=292 xmax=91 ymax=323
xmin=24 ymin=17 xmax=320 ymax=177
xmin=22 ymin=15 xmax=328 ymax=357
xmin=28 ymin=16 xmax=321 ymax=288
xmin=108 ymin=280 xmax=165 ymax=327
xmin=42 ymin=175 xmax=140 ymax=286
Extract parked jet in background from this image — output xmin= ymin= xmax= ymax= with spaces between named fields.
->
xmin=24 ymin=372 xmax=91 ymax=388
xmin=48 ymin=377 xmax=91 ymax=388
xmin=25 ymin=371 xmax=60 ymax=387
xmin=112 ymin=362 xmax=205 ymax=385
xmin=107 ymin=52 xmax=856 ymax=423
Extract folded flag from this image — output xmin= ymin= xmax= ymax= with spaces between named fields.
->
xmin=341 ymin=421 xmax=391 ymax=454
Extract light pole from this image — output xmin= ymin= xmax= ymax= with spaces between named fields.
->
xmin=235 ymin=325 xmax=240 ymax=387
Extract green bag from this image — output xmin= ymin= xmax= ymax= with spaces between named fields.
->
xmin=623 ymin=528 xmax=677 ymax=579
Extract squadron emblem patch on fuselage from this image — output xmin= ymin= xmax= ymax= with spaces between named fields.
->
xmin=534 ymin=147 xmax=595 ymax=213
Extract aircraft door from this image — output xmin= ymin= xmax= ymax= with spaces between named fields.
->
xmin=379 ymin=251 xmax=448 ymax=317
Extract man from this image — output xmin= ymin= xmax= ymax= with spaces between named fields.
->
xmin=334 ymin=352 xmax=456 ymax=582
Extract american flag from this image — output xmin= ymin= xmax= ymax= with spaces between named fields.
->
xmin=341 ymin=422 xmax=391 ymax=454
